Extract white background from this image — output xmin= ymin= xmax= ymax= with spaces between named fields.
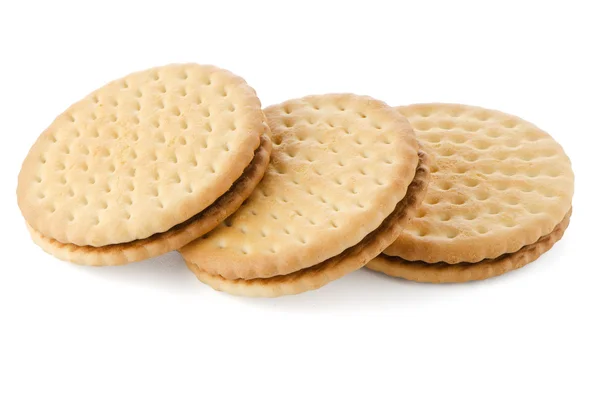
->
xmin=1 ymin=1 xmax=598 ymax=396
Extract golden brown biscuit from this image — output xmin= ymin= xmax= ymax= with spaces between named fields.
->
xmin=384 ymin=103 xmax=573 ymax=264
xmin=367 ymin=103 xmax=574 ymax=283
xmin=18 ymin=64 xmax=271 ymax=264
xmin=181 ymin=94 xmax=425 ymax=296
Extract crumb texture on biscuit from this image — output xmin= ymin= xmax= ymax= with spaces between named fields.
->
xmin=384 ymin=103 xmax=574 ymax=264
xmin=17 ymin=64 xmax=266 ymax=246
xmin=181 ymin=94 xmax=419 ymax=279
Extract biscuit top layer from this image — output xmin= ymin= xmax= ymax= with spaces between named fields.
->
xmin=18 ymin=64 xmax=265 ymax=246
xmin=384 ymin=103 xmax=574 ymax=264
xmin=181 ymin=94 xmax=418 ymax=279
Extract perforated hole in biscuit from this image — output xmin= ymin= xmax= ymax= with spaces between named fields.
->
xmin=18 ymin=63 xmax=266 ymax=246
xmin=386 ymin=103 xmax=574 ymax=264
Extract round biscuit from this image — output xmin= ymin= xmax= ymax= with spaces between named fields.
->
xmin=180 ymin=94 xmax=419 ymax=279
xmin=18 ymin=64 xmax=266 ymax=246
xmin=384 ymin=103 xmax=574 ymax=264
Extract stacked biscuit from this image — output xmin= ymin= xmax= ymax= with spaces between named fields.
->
xmin=17 ymin=64 xmax=574 ymax=297
xmin=367 ymin=104 xmax=573 ymax=282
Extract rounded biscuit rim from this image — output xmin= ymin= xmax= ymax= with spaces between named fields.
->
xmin=370 ymin=208 xmax=571 ymax=283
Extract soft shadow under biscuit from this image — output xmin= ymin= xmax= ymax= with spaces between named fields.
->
xmin=28 ymin=136 xmax=272 ymax=266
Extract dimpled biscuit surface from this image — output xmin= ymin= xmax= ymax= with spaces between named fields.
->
xmin=384 ymin=103 xmax=574 ymax=264
xmin=181 ymin=94 xmax=419 ymax=280
xmin=18 ymin=64 xmax=266 ymax=246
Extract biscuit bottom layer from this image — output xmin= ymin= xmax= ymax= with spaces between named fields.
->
xmin=28 ymin=135 xmax=272 ymax=266
xmin=185 ymin=150 xmax=430 ymax=297
xmin=367 ymin=208 xmax=572 ymax=283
